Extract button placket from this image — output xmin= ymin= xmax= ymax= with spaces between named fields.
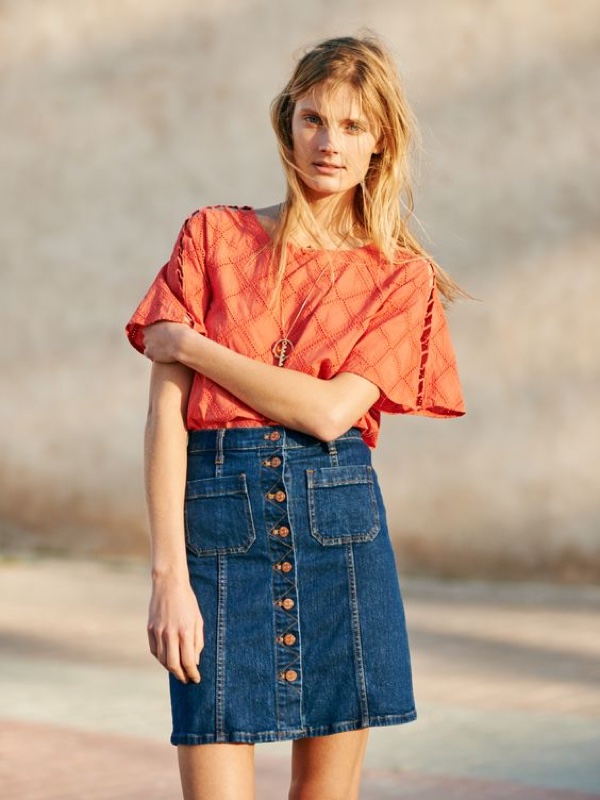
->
xmin=260 ymin=438 xmax=302 ymax=718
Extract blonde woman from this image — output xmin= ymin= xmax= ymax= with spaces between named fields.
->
xmin=126 ymin=34 xmax=465 ymax=800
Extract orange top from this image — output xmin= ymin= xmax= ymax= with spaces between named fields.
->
xmin=126 ymin=205 xmax=465 ymax=448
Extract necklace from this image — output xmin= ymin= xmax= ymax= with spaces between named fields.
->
xmin=271 ymin=226 xmax=359 ymax=367
xmin=271 ymin=258 xmax=333 ymax=367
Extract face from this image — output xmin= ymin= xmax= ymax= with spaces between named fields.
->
xmin=290 ymin=82 xmax=380 ymax=202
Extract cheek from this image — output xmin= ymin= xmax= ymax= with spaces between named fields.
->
xmin=291 ymin=130 xmax=310 ymax=160
xmin=348 ymin=144 xmax=375 ymax=175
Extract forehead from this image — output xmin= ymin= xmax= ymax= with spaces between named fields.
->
xmin=295 ymin=82 xmax=366 ymax=118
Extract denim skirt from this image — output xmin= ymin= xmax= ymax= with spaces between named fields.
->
xmin=170 ymin=425 xmax=416 ymax=745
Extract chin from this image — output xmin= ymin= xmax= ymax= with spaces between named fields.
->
xmin=303 ymin=179 xmax=353 ymax=199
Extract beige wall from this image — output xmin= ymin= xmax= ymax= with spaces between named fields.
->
xmin=2 ymin=0 xmax=599 ymax=579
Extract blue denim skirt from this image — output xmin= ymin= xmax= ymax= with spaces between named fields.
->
xmin=170 ymin=425 xmax=416 ymax=744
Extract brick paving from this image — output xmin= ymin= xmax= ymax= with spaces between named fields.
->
xmin=1 ymin=557 xmax=600 ymax=799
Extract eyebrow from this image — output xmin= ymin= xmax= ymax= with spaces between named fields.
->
xmin=297 ymin=105 xmax=369 ymax=126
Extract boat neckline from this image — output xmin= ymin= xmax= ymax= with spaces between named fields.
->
xmin=242 ymin=206 xmax=377 ymax=254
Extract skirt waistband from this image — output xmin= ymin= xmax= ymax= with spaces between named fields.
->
xmin=187 ymin=425 xmax=363 ymax=452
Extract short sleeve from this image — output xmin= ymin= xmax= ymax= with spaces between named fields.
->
xmin=339 ymin=259 xmax=465 ymax=418
xmin=125 ymin=210 xmax=210 ymax=354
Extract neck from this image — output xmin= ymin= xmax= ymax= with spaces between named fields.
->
xmin=304 ymin=188 xmax=356 ymax=229
xmin=290 ymin=188 xmax=364 ymax=249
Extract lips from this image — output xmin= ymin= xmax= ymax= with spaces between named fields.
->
xmin=312 ymin=162 xmax=344 ymax=173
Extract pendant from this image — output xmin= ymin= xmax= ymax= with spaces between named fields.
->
xmin=272 ymin=338 xmax=294 ymax=367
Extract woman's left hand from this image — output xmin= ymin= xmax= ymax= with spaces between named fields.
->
xmin=143 ymin=321 xmax=193 ymax=363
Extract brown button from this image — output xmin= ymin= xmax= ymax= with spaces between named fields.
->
xmin=276 ymin=635 xmax=284 ymax=644
xmin=271 ymin=456 xmax=282 ymax=467
xmin=285 ymin=669 xmax=298 ymax=682
xmin=282 ymin=597 xmax=295 ymax=610
xmin=266 ymin=492 xmax=275 ymax=500
xmin=281 ymin=561 xmax=292 ymax=573
xmin=270 ymin=431 xmax=281 ymax=441
xmin=275 ymin=490 xmax=286 ymax=502
xmin=278 ymin=526 xmax=290 ymax=537
xmin=283 ymin=633 xmax=296 ymax=646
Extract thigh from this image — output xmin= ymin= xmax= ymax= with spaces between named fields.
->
xmin=289 ymin=729 xmax=369 ymax=800
xmin=178 ymin=743 xmax=256 ymax=800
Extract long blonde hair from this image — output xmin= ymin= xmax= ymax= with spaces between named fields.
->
xmin=268 ymin=33 xmax=466 ymax=303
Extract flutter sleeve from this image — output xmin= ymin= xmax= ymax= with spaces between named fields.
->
xmin=339 ymin=257 xmax=465 ymax=418
xmin=125 ymin=210 xmax=210 ymax=354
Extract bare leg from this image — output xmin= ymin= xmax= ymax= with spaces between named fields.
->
xmin=178 ymin=743 xmax=256 ymax=800
xmin=288 ymin=729 xmax=369 ymax=800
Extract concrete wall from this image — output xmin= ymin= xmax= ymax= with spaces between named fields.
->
xmin=2 ymin=0 xmax=599 ymax=580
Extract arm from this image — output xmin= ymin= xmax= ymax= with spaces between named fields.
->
xmin=143 ymin=323 xmax=381 ymax=441
xmin=144 ymin=361 xmax=203 ymax=684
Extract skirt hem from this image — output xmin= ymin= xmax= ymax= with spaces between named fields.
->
xmin=170 ymin=710 xmax=417 ymax=745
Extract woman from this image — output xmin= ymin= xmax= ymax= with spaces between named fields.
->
xmin=126 ymin=34 xmax=465 ymax=800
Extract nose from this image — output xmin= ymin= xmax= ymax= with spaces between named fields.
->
xmin=318 ymin=127 xmax=339 ymax=153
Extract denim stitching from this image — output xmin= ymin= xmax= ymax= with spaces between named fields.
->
xmin=215 ymin=553 xmax=227 ymax=740
xmin=346 ymin=543 xmax=369 ymax=722
xmin=171 ymin=711 xmax=417 ymax=744
xmin=215 ymin=429 xmax=225 ymax=475
xmin=326 ymin=438 xmax=339 ymax=467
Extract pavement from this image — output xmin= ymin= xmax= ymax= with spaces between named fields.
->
xmin=1 ymin=556 xmax=599 ymax=799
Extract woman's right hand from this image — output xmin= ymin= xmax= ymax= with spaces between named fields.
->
xmin=147 ymin=576 xmax=204 ymax=684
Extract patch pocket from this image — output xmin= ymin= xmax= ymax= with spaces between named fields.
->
xmin=184 ymin=474 xmax=256 ymax=556
xmin=306 ymin=464 xmax=380 ymax=545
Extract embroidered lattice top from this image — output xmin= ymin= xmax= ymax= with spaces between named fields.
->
xmin=126 ymin=205 xmax=465 ymax=448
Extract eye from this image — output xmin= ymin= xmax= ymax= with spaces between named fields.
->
xmin=346 ymin=121 xmax=365 ymax=134
xmin=304 ymin=114 xmax=321 ymax=125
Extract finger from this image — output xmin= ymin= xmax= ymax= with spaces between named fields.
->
xmin=154 ymin=628 xmax=167 ymax=666
xmin=166 ymin=634 xmax=188 ymax=683
xmin=180 ymin=635 xmax=201 ymax=684
xmin=147 ymin=627 xmax=158 ymax=658
xmin=194 ymin=622 xmax=205 ymax=661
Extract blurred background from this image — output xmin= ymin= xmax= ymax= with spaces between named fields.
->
xmin=1 ymin=0 xmax=599 ymax=580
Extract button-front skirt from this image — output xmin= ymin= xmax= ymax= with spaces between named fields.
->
xmin=170 ymin=425 xmax=416 ymax=744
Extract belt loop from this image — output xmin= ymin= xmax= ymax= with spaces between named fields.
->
xmin=215 ymin=429 xmax=225 ymax=476
xmin=326 ymin=438 xmax=339 ymax=467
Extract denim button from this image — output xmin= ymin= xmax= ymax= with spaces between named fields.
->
xmin=271 ymin=456 xmax=282 ymax=467
xmin=283 ymin=633 xmax=296 ymax=645
xmin=282 ymin=598 xmax=295 ymax=610
xmin=275 ymin=490 xmax=286 ymax=502
xmin=284 ymin=669 xmax=298 ymax=682
xmin=278 ymin=526 xmax=290 ymax=537
xmin=270 ymin=431 xmax=281 ymax=441
xmin=281 ymin=561 xmax=292 ymax=573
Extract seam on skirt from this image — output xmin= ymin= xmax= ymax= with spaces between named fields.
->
xmin=170 ymin=710 xmax=417 ymax=745
xmin=346 ymin=542 xmax=370 ymax=721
